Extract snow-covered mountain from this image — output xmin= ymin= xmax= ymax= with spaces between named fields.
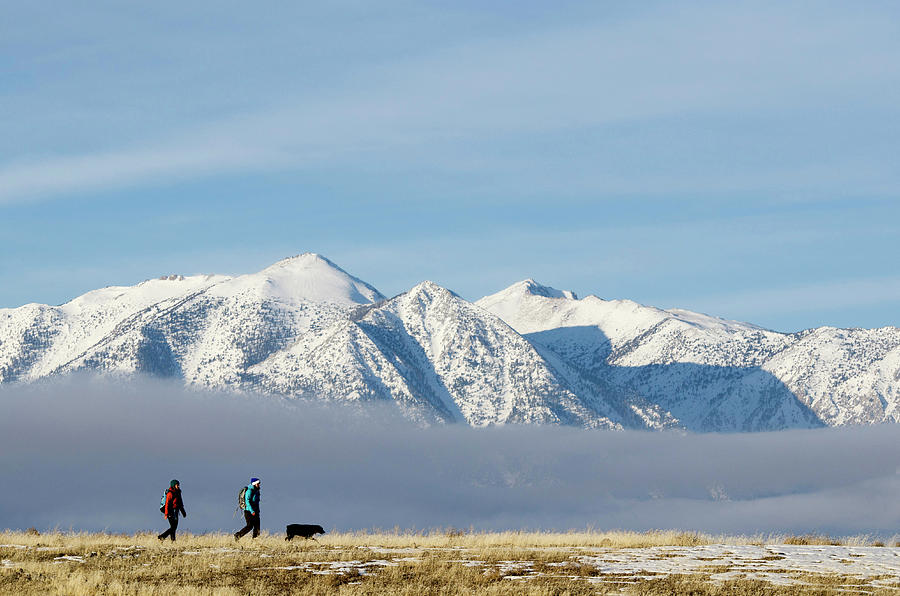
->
xmin=1 ymin=255 xmax=898 ymax=431
xmin=476 ymin=280 xmax=900 ymax=429
xmin=249 ymin=280 xmax=617 ymax=427
xmin=0 ymin=254 xmax=383 ymax=385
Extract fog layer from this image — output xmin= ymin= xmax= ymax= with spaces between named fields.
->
xmin=1 ymin=377 xmax=897 ymax=536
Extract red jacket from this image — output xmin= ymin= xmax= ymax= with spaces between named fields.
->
xmin=163 ymin=488 xmax=185 ymax=517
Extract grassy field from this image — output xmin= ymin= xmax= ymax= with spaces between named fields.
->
xmin=2 ymin=529 xmax=898 ymax=594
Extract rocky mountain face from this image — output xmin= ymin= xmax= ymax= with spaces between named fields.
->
xmin=2 ymin=254 xmax=898 ymax=431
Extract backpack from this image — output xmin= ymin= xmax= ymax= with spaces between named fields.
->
xmin=238 ymin=486 xmax=247 ymax=511
xmin=159 ymin=490 xmax=168 ymax=513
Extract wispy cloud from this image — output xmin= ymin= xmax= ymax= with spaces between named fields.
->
xmin=0 ymin=137 xmax=284 ymax=205
xmin=2 ymin=2 xmax=897 ymax=204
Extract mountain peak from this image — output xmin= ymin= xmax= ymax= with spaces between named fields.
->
xmin=481 ymin=279 xmax=577 ymax=303
xmin=405 ymin=280 xmax=461 ymax=301
xmin=519 ymin=279 xmax=577 ymax=300
xmin=208 ymin=254 xmax=385 ymax=306
xmin=263 ymin=252 xmax=334 ymax=271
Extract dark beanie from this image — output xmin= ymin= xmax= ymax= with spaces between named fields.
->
xmin=170 ymin=479 xmax=180 ymax=488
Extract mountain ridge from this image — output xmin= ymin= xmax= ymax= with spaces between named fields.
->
xmin=2 ymin=255 xmax=898 ymax=430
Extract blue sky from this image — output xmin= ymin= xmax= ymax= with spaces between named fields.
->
xmin=2 ymin=1 xmax=898 ymax=332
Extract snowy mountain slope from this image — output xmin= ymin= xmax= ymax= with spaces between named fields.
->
xmin=250 ymin=281 xmax=620 ymax=428
xmin=172 ymin=254 xmax=385 ymax=386
xmin=0 ymin=254 xmax=384 ymax=385
xmin=0 ymin=275 xmax=223 ymax=382
xmin=476 ymin=280 xmax=900 ymax=428
xmin=0 ymin=303 xmax=62 ymax=383
xmin=763 ymin=326 xmax=900 ymax=425
xmin=355 ymin=281 xmax=611 ymax=427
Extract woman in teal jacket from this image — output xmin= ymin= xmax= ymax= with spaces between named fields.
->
xmin=234 ymin=478 xmax=261 ymax=540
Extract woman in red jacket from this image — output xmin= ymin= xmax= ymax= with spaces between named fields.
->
xmin=158 ymin=479 xmax=187 ymax=541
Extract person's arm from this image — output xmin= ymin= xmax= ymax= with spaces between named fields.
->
xmin=164 ymin=490 xmax=173 ymax=516
xmin=179 ymin=492 xmax=186 ymax=517
xmin=245 ymin=487 xmax=255 ymax=514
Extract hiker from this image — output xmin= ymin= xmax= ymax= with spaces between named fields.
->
xmin=234 ymin=477 xmax=261 ymax=540
xmin=158 ymin=479 xmax=187 ymax=541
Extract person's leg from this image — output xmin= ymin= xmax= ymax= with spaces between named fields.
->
xmin=168 ymin=515 xmax=178 ymax=541
xmin=252 ymin=514 xmax=260 ymax=538
xmin=158 ymin=515 xmax=177 ymax=540
xmin=235 ymin=511 xmax=254 ymax=539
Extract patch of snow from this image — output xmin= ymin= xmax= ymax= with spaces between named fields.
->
xmin=576 ymin=544 xmax=900 ymax=586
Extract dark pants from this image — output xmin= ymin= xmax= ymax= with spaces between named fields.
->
xmin=158 ymin=515 xmax=179 ymax=541
xmin=235 ymin=511 xmax=260 ymax=539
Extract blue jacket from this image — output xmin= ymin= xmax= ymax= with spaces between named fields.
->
xmin=244 ymin=484 xmax=260 ymax=514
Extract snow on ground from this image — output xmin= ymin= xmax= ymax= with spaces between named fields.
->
xmin=575 ymin=544 xmax=900 ymax=588
xmin=4 ymin=541 xmax=899 ymax=589
xmin=259 ymin=559 xmax=400 ymax=575
xmin=353 ymin=544 xmax=898 ymax=588
xmin=192 ymin=543 xmax=900 ymax=587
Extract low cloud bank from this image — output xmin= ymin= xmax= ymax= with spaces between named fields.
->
xmin=1 ymin=377 xmax=898 ymax=537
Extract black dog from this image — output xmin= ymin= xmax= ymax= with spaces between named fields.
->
xmin=285 ymin=524 xmax=325 ymax=541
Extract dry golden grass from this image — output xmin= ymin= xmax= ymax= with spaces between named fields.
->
xmin=1 ymin=530 xmax=897 ymax=595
